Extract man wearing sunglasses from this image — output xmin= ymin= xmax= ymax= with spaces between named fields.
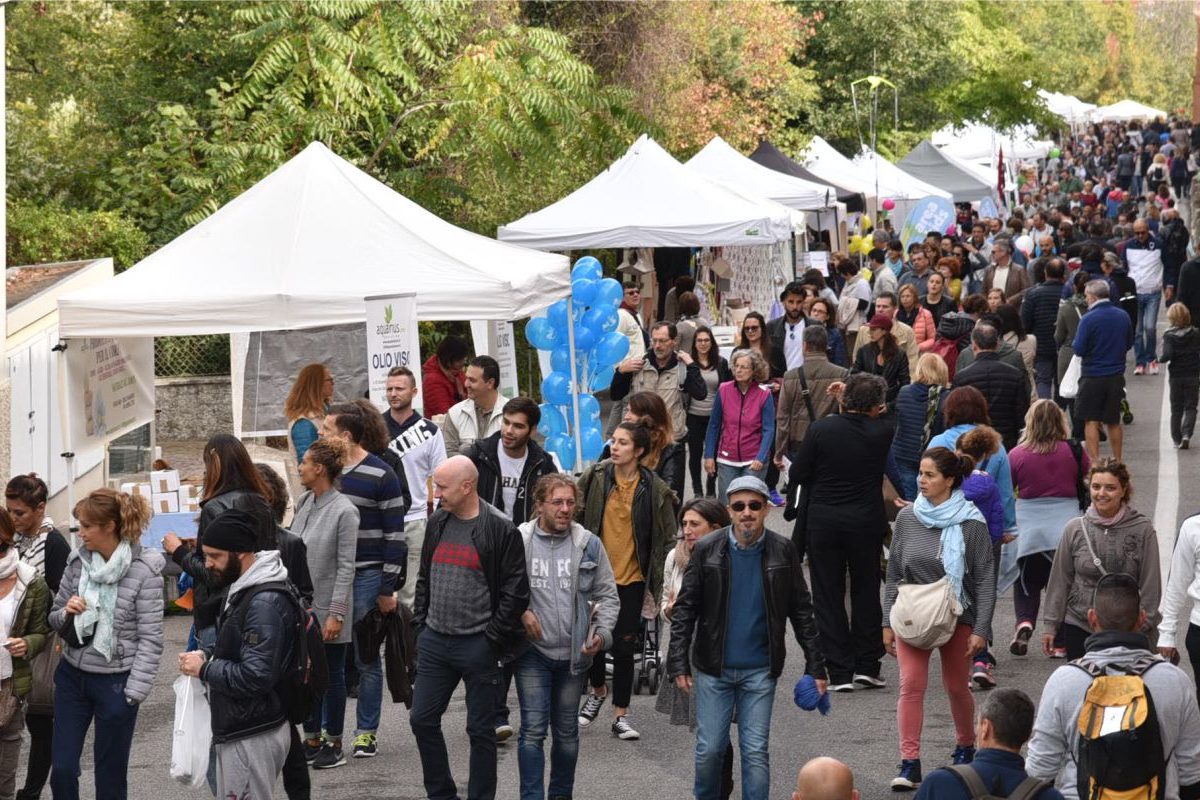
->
xmin=667 ymin=475 xmax=827 ymax=800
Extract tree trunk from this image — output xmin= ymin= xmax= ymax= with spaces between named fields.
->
xmin=1194 ymin=0 xmax=1200 ymax=120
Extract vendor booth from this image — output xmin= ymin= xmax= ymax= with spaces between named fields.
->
xmin=1089 ymin=99 xmax=1169 ymax=123
xmin=1037 ymin=89 xmax=1097 ymax=127
xmin=898 ymin=140 xmax=995 ymax=203
xmin=849 ymin=146 xmax=953 ymax=225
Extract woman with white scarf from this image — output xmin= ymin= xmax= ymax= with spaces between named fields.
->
xmin=48 ymin=489 xmax=163 ymax=800
xmin=883 ymin=447 xmax=996 ymax=792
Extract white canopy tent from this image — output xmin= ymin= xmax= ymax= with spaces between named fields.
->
xmin=1090 ymin=99 xmax=1168 ymax=123
xmin=497 ymin=134 xmax=793 ymax=249
xmin=59 ymin=141 xmax=570 ymax=336
xmin=848 ymin=146 xmax=953 ymax=228
xmin=931 ymin=122 xmax=1053 ymax=163
xmin=799 ymin=135 xmax=880 ymax=209
xmin=1037 ymin=89 xmax=1097 ymax=125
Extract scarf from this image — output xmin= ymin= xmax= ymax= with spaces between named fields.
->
xmin=75 ymin=541 xmax=133 ymax=662
xmin=14 ymin=517 xmax=55 ymax=577
xmin=885 ymin=257 xmax=903 ymax=278
xmin=0 ymin=549 xmax=18 ymax=581
xmin=1086 ymin=502 xmax=1128 ymax=527
xmin=913 ymin=489 xmax=986 ymax=608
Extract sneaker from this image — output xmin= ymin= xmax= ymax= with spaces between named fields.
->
xmin=1184 ymin=437 xmax=1191 ymax=450
xmin=303 ymin=736 xmax=324 ymax=764
xmin=768 ymin=489 xmax=786 ymax=507
xmin=1134 ymin=364 xmax=1145 ymax=375
xmin=971 ymin=661 xmax=996 ymax=689
xmin=578 ymin=691 xmax=606 ymax=727
xmin=891 ymin=759 xmax=922 ymax=791
xmin=952 ymin=745 xmax=976 ymax=765
xmin=1010 ymin=621 xmax=1034 ymax=656
xmin=351 ymin=733 xmax=377 ymax=759
xmin=1050 ymin=647 xmax=1068 ymax=659
xmin=312 ymin=742 xmax=346 ymax=770
xmin=853 ymin=673 xmax=886 ymax=689
xmin=1150 ymin=360 xmax=1160 ymax=375
xmin=495 ymin=723 xmax=514 ymax=743
xmin=611 ymin=715 xmax=640 ymax=740
xmin=827 ymin=681 xmax=856 ymax=693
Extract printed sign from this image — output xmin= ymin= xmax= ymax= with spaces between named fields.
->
xmin=979 ymin=196 xmax=999 ymax=219
xmin=470 ymin=320 xmax=519 ymax=400
xmin=900 ymin=197 xmax=957 ymax=249
xmin=67 ymin=337 xmax=155 ymax=449
xmin=366 ymin=293 xmax=421 ymax=412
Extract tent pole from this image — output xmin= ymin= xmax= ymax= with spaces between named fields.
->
xmin=564 ymin=296 xmax=584 ymax=473
xmin=53 ymin=339 xmax=78 ymax=548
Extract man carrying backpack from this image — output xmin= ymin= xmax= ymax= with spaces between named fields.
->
xmin=915 ymin=689 xmax=1063 ymax=800
xmin=178 ymin=509 xmax=303 ymax=800
xmin=1026 ymin=573 xmax=1200 ymax=800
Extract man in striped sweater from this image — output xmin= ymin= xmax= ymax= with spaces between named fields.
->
xmin=322 ymin=403 xmax=409 ymax=759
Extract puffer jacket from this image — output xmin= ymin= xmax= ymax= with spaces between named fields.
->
xmin=7 ymin=562 xmax=50 ymax=697
xmin=667 ymin=528 xmax=826 ymax=681
xmin=1021 ymin=280 xmax=1066 ymax=360
xmin=890 ymin=382 xmax=947 ymax=471
xmin=50 ymin=544 xmax=164 ymax=704
xmin=952 ymin=352 xmax=1030 ymax=450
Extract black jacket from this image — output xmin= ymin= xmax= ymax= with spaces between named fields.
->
xmin=274 ymin=525 xmax=314 ymax=608
xmin=891 ymin=383 xmax=946 ymax=473
xmin=355 ymin=605 xmax=417 ymax=708
xmin=414 ymin=501 xmax=529 ymax=661
xmin=1178 ymin=259 xmax=1200 ymax=328
xmin=1022 ymin=280 xmax=1066 ymax=360
xmin=667 ymin=528 xmax=826 ymax=681
xmin=202 ymin=578 xmax=300 ymax=744
xmin=1162 ymin=326 xmax=1200 ymax=379
xmin=953 ymin=352 xmax=1030 ymax=451
xmin=466 ymin=433 xmax=557 ymax=525
xmin=852 ymin=342 xmax=910 ymax=409
xmin=174 ymin=489 xmax=277 ymax=630
xmin=766 ymin=316 xmax=798 ymax=378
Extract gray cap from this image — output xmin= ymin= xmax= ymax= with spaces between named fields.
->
xmin=725 ymin=475 xmax=771 ymax=500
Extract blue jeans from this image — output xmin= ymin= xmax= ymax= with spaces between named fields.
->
xmin=51 ymin=662 xmax=140 ymax=800
xmin=1035 ymin=356 xmax=1057 ymax=399
xmin=716 ymin=462 xmax=765 ymax=505
xmin=1135 ymin=292 xmax=1161 ymax=365
xmin=693 ymin=667 xmax=776 ymax=800
xmin=410 ymin=630 xmax=502 ymax=800
xmin=514 ymin=649 xmax=586 ymax=800
xmin=352 ymin=568 xmax=385 ymax=734
xmin=305 ymin=641 xmax=349 ymax=740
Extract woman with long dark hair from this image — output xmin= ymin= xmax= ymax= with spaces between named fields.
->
xmin=807 ymin=298 xmax=848 ymax=366
xmin=576 ymin=422 xmax=674 ymax=741
xmin=622 ymin=391 xmax=684 ymax=505
xmin=686 ymin=327 xmax=731 ymax=497
xmin=852 ymin=314 xmax=910 ymax=409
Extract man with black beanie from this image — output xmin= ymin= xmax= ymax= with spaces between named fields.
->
xmin=178 ymin=509 xmax=301 ymax=800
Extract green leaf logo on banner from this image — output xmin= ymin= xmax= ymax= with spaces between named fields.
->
xmin=384 ymin=304 xmax=394 ymax=324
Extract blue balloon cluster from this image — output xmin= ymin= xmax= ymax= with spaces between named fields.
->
xmin=526 ymin=256 xmax=630 ymax=468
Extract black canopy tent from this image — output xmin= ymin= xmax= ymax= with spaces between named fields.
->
xmin=750 ymin=140 xmax=866 ymax=213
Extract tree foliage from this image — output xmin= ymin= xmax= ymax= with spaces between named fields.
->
xmin=7 ymin=201 xmax=150 ymax=271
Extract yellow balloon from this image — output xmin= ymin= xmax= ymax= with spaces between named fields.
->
xmin=862 ymin=215 xmax=873 ymax=230
xmin=849 ymin=235 xmax=862 ymax=248
xmin=858 ymin=238 xmax=874 ymax=255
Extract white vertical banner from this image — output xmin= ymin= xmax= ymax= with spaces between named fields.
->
xmin=470 ymin=319 xmax=519 ymax=401
xmin=65 ymin=337 xmax=156 ymax=450
xmin=365 ymin=293 xmax=421 ymax=412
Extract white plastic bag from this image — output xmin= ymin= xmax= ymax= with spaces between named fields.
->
xmin=170 ymin=675 xmax=211 ymax=788
xmin=1060 ymin=354 xmax=1083 ymax=399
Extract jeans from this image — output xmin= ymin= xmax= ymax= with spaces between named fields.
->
xmin=693 ymin=667 xmax=776 ymax=800
xmin=351 ymin=568 xmax=385 ymax=734
xmin=400 ymin=519 xmax=426 ymax=611
xmin=715 ymin=462 xmax=765 ymax=505
xmin=514 ymin=649 xmax=586 ymax=800
xmin=1170 ymin=376 xmax=1200 ymax=443
xmin=1135 ymin=292 xmax=1161 ymax=365
xmin=410 ymin=630 xmax=502 ymax=800
xmin=304 ymin=641 xmax=348 ymax=740
xmin=686 ymin=413 xmax=717 ymax=496
xmin=1132 ymin=173 xmax=1144 ymax=197
xmin=50 ymin=662 xmax=140 ymax=800
xmin=1034 ymin=356 xmax=1057 ymax=399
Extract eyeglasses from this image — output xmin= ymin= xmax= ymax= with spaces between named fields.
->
xmin=729 ymin=500 xmax=765 ymax=512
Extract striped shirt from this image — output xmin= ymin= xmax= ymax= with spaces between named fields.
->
xmin=340 ymin=454 xmax=409 ymax=594
xmin=884 ymin=507 xmax=996 ymax=640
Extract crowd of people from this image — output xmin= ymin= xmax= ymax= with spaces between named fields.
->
xmin=2 ymin=114 xmax=1200 ymax=800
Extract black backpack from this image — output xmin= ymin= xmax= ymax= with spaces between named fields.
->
xmin=1067 ymin=439 xmax=1089 ymax=511
xmin=233 ymin=581 xmax=329 ymax=725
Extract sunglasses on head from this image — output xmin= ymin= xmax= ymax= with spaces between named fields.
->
xmin=729 ymin=500 xmax=765 ymax=512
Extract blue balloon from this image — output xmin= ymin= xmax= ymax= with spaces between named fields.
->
xmin=572 ymin=256 xmax=603 ymax=282
xmin=525 ymin=317 xmax=557 ymax=350
xmin=591 ymin=331 xmax=630 ymax=367
xmin=582 ymin=305 xmax=618 ymax=335
xmin=589 ymin=365 xmax=616 ymax=392
xmin=571 ymin=279 xmax=598 ymax=307
xmin=573 ymin=322 xmax=598 ymax=351
xmin=547 ymin=299 xmax=570 ymax=334
xmin=537 ymin=403 xmax=566 ymax=438
xmin=577 ymin=393 xmax=600 ymax=419
xmin=551 ymin=433 xmax=577 ymax=469
xmin=580 ymin=426 xmax=605 ymax=461
xmin=594 ymin=278 xmax=624 ymax=309
xmin=550 ymin=346 xmax=572 ymax=374
xmin=541 ymin=371 xmax=572 ymax=405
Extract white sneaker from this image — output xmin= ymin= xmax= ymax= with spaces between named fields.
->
xmin=853 ymin=673 xmax=886 ymax=689
xmin=828 ymin=682 xmax=856 ymax=693
xmin=611 ymin=715 xmax=640 ymax=740
xmin=495 ymin=723 xmax=514 ymax=743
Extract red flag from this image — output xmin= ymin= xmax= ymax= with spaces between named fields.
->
xmin=997 ymin=146 xmax=1006 ymax=207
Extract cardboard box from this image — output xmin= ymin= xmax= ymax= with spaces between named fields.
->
xmin=151 ymin=492 xmax=180 ymax=514
xmin=121 ymin=482 xmax=153 ymax=500
xmin=150 ymin=469 xmax=180 ymax=494
xmin=177 ymin=485 xmax=201 ymax=513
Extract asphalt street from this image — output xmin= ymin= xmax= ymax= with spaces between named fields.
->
xmin=52 ymin=324 xmax=1197 ymax=800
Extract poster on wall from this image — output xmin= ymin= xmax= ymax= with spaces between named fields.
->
xmin=470 ymin=320 xmax=519 ymax=401
xmin=365 ymin=293 xmax=421 ymax=412
xmin=66 ymin=337 xmax=155 ymax=450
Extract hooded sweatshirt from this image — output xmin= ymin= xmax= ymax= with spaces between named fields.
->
xmin=1026 ymin=633 xmax=1200 ymax=800
xmin=1160 ymin=515 xmax=1200 ymax=649
xmin=1042 ymin=508 xmax=1161 ymax=634
xmin=226 ymin=549 xmax=290 ymax=603
xmin=1162 ymin=325 xmax=1200 ymax=380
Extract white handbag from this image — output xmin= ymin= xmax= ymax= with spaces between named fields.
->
xmin=1060 ymin=354 xmax=1083 ymax=399
xmin=889 ymin=575 xmax=962 ymax=650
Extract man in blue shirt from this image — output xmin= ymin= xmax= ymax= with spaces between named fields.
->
xmin=1073 ymin=280 xmax=1134 ymax=461
xmin=915 ymin=689 xmax=1063 ymax=800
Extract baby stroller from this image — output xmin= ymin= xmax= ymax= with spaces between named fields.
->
xmin=632 ymin=615 xmax=662 ymax=695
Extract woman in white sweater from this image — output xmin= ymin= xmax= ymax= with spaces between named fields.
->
xmin=1158 ymin=513 xmax=1200 ymax=687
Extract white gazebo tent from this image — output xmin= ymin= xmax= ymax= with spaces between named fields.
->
xmin=799 ymin=135 xmax=880 ymax=213
xmin=497 ymin=134 xmax=793 ymax=249
xmin=1090 ymin=99 xmax=1169 ymax=123
xmin=849 ymin=147 xmax=952 ymax=224
xmin=1037 ymin=89 xmax=1097 ymax=126
xmin=931 ymin=122 xmax=1053 ymax=164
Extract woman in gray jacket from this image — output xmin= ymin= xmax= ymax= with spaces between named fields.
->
xmin=291 ymin=438 xmax=359 ymax=770
xmin=49 ymin=489 xmax=163 ymax=800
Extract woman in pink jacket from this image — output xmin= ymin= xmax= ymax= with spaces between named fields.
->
xmin=702 ymin=349 xmax=776 ymax=504
xmin=898 ymin=284 xmax=937 ymax=350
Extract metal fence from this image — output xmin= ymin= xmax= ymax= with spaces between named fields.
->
xmin=154 ymin=334 xmax=230 ymax=377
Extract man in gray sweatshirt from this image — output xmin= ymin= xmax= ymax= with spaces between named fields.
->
xmin=1026 ymin=574 xmax=1200 ymax=799
xmin=516 ymin=473 xmax=619 ymax=800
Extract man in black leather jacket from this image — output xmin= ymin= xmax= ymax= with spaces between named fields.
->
xmin=410 ymin=456 xmax=529 ymax=800
xmin=178 ymin=510 xmax=300 ymax=800
xmin=668 ymin=475 xmax=827 ymax=800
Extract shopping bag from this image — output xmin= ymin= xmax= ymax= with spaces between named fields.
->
xmin=170 ymin=675 xmax=211 ymax=788
xmin=1059 ymin=355 xmax=1082 ymax=399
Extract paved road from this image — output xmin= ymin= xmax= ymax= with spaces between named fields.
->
xmin=52 ymin=334 xmax=1197 ymax=800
